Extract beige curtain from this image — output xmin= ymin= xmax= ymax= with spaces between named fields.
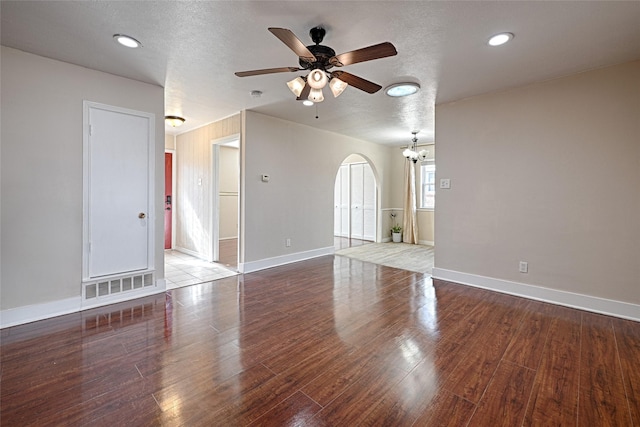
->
xmin=402 ymin=159 xmax=419 ymax=244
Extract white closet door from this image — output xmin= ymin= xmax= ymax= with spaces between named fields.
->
xmin=350 ymin=163 xmax=364 ymax=239
xmin=339 ymin=165 xmax=349 ymax=237
xmin=86 ymin=104 xmax=152 ymax=278
xmin=363 ymin=164 xmax=376 ymax=241
xmin=334 ymin=169 xmax=341 ymax=236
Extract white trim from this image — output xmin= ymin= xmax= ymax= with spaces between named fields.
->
xmin=418 ymin=240 xmax=435 ymax=246
xmin=1 ymin=281 xmax=167 ymax=329
xmin=239 ymin=246 xmax=334 ymax=274
xmin=1 ymin=296 xmax=82 ymax=329
xmin=173 ymin=246 xmax=207 ymax=260
xmin=165 ymin=148 xmax=177 ymax=249
xmin=432 ymin=268 xmax=640 ymax=322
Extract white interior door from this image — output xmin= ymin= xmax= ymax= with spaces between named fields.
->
xmin=339 ymin=165 xmax=349 ymax=237
xmin=85 ymin=103 xmax=153 ymax=278
xmin=363 ymin=164 xmax=376 ymax=240
xmin=350 ymin=164 xmax=365 ymax=239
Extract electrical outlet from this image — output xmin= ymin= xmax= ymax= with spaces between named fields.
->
xmin=285 ymin=238 xmax=291 ymax=247
xmin=439 ymin=178 xmax=451 ymax=189
xmin=519 ymin=261 xmax=528 ymax=273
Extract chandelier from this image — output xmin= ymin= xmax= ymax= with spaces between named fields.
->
xmin=403 ymin=131 xmax=429 ymax=163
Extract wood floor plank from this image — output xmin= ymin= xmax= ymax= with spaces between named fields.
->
xmin=441 ymin=294 xmax=523 ymax=403
xmin=523 ymin=311 xmax=581 ymax=426
xmin=612 ymin=317 xmax=640 ymax=424
xmin=411 ymin=389 xmax=476 ymax=427
xmin=502 ymin=301 xmax=554 ymax=370
xmin=579 ymin=313 xmax=632 ymax=426
xmin=469 ymin=360 xmax=536 ymax=426
xmin=247 ymin=391 xmax=322 ymax=427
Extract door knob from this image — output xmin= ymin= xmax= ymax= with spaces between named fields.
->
xmin=138 ymin=213 xmax=146 ymax=219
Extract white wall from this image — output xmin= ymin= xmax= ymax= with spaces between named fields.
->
xmin=241 ymin=111 xmax=397 ymax=271
xmin=434 ymin=60 xmax=640 ymax=319
xmin=1 ymin=47 xmax=165 ymax=320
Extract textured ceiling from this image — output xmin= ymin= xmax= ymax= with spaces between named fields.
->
xmin=2 ymin=1 xmax=639 ymax=145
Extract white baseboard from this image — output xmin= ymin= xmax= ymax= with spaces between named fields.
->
xmin=1 ymin=279 xmax=167 ymax=329
xmin=173 ymin=246 xmax=206 ymax=259
xmin=239 ymin=246 xmax=335 ymax=274
xmin=0 ymin=296 xmax=82 ymax=329
xmin=432 ymin=268 xmax=640 ymax=322
xmin=418 ymin=240 xmax=435 ymax=246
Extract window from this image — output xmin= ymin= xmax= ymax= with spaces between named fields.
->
xmin=420 ymin=161 xmax=436 ymax=209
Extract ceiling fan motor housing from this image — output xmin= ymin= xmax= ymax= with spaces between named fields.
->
xmin=300 ymin=44 xmax=336 ymax=70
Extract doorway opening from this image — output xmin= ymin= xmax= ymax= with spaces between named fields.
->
xmin=334 ymin=154 xmax=377 ymax=250
xmin=211 ymin=134 xmax=240 ymax=270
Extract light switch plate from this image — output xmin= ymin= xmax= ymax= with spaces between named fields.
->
xmin=440 ymin=178 xmax=451 ymax=189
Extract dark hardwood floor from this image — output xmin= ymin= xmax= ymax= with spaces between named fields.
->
xmin=218 ymin=237 xmax=237 ymax=269
xmin=1 ymin=255 xmax=638 ymax=426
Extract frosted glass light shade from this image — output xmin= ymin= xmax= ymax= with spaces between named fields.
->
xmin=308 ymin=88 xmax=324 ymax=102
xmin=329 ymin=78 xmax=348 ymax=97
xmin=308 ymin=69 xmax=328 ymax=89
xmin=287 ymin=77 xmax=305 ymax=97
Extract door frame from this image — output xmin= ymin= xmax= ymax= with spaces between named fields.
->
xmin=210 ymin=134 xmax=240 ymax=265
xmin=82 ymin=101 xmax=156 ymax=281
xmin=164 ymin=149 xmax=176 ymax=249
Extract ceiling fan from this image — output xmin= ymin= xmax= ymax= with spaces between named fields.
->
xmin=235 ymin=27 xmax=397 ymax=102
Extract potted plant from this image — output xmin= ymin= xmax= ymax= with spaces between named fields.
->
xmin=391 ymin=224 xmax=402 ymax=243
xmin=390 ymin=212 xmax=402 ymax=242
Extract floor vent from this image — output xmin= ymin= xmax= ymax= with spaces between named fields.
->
xmin=84 ymin=272 xmax=154 ymax=300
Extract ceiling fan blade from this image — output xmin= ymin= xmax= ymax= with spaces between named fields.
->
xmin=332 ymin=71 xmax=382 ymax=94
xmin=268 ymin=28 xmax=317 ymax=63
xmin=330 ymin=42 xmax=397 ymax=67
xmin=296 ymin=82 xmax=311 ymax=100
xmin=235 ymin=67 xmax=301 ymax=77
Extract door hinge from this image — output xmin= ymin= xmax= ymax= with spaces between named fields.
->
xmin=89 ymin=124 xmax=93 ymax=136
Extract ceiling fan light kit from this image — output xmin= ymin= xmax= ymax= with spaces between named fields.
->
xmin=309 ymin=88 xmax=325 ymax=102
xmin=287 ymin=76 xmax=306 ymax=97
xmin=329 ymin=77 xmax=348 ymax=98
xmin=308 ymin=69 xmax=328 ymax=89
xmin=235 ymin=26 xmax=397 ymax=104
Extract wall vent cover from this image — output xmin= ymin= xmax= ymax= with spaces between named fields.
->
xmin=84 ymin=272 xmax=154 ymax=300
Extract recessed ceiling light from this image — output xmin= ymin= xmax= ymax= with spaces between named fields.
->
xmin=384 ymin=82 xmax=420 ymax=97
xmin=302 ymin=100 xmax=314 ymax=106
xmin=113 ymin=34 xmax=142 ymax=48
xmin=488 ymin=32 xmax=514 ymax=47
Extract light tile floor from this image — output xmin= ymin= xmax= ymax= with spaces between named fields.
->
xmin=164 ymin=250 xmax=238 ymax=290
